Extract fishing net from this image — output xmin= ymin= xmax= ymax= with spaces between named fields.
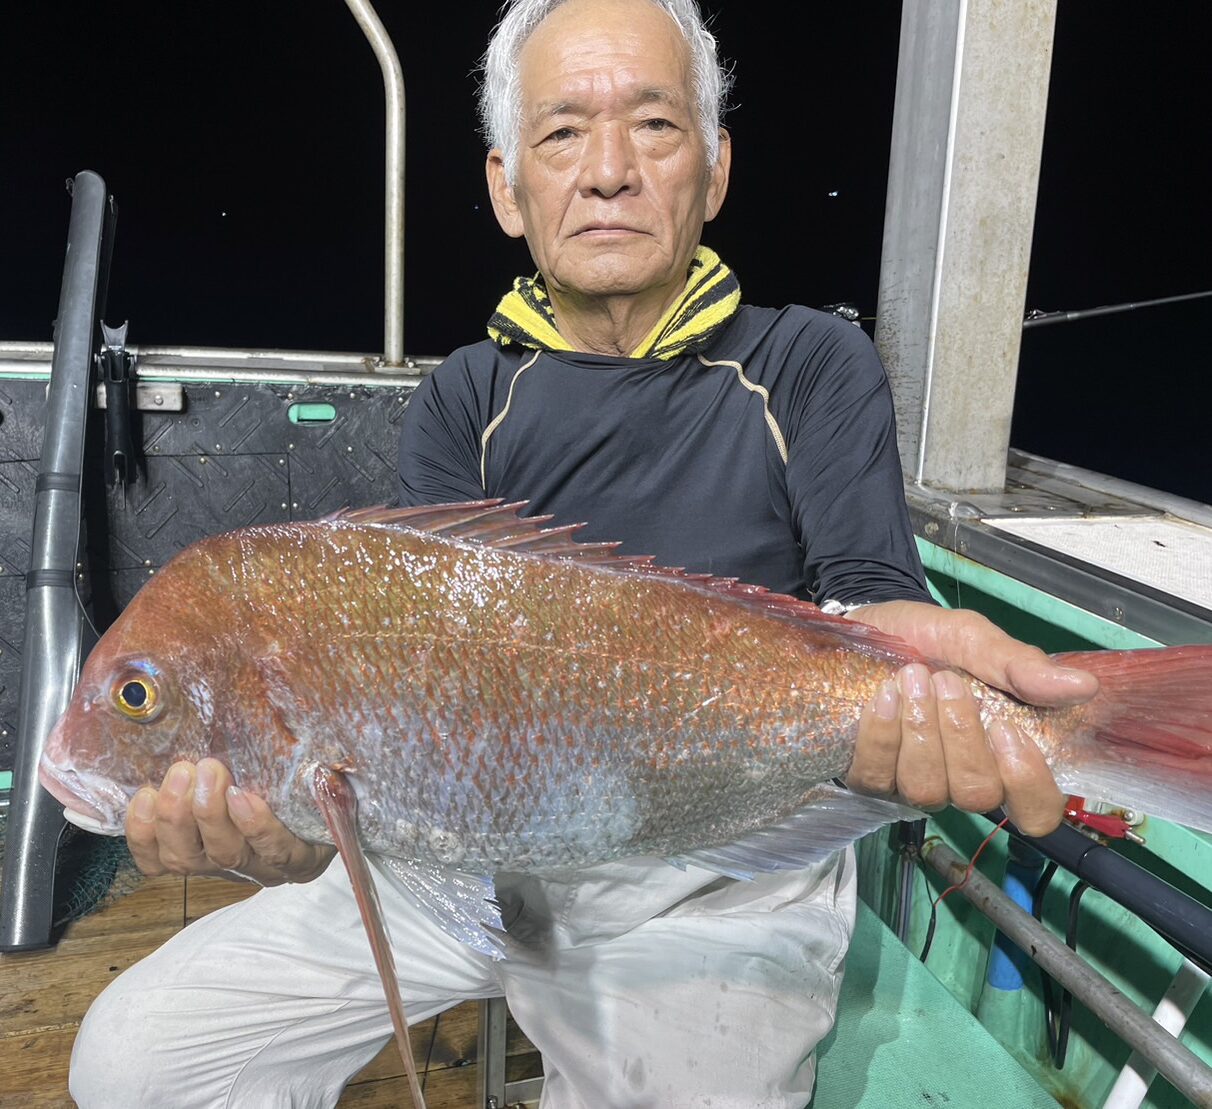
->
xmin=0 ymin=803 xmax=144 ymax=929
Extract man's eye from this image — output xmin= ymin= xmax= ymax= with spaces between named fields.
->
xmin=642 ymin=118 xmax=673 ymax=132
xmin=545 ymin=127 xmax=576 ymax=143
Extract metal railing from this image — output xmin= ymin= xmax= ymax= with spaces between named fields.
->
xmin=344 ymin=0 xmax=407 ymax=366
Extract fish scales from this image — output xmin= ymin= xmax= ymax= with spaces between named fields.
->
xmin=41 ymin=501 xmax=1212 ymax=879
xmin=39 ymin=502 xmax=1212 ymax=1109
xmin=122 ymin=520 xmax=901 ymax=871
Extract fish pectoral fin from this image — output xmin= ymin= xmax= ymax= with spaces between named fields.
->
xmin=670 ymin=784 xmax=922 ymax=880
xmin=377 ymin=857 xmax=506 ymax=960
xmin=309 ymin=765 xmax=428 ymax=1109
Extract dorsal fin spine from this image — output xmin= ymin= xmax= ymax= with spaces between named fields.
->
xmin=319 ymin=500 xmax=922 ymax=662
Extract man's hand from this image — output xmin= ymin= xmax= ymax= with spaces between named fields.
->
xmin=844 ymin=600 xmax=1099 ymax=836
xmin=125 ymin=758 xmax=335 ymax=886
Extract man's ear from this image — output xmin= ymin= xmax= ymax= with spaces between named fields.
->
xmin=486 ymin=151 xmax=525 ymax=239
xmin=704 ymin=127 xmax=732 ymax=223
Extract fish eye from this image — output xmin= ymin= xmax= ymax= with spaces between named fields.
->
xmin=113 ymin=674 xmax=161 ymax=721
xmin=121 ymin=681 xmax=147 ymax=708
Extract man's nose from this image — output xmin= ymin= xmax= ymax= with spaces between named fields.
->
xmin=576 ymin=122 xmax=640 ymax=198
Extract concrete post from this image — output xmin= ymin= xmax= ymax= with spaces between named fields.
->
xmin=875 ymin=0 xmax=1058 ymax=493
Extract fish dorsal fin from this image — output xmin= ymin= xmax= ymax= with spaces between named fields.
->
xmin=324 ymin=500 xmax=640 ymax=564
xmin=326 ymin=500 xmax=922 ymax=662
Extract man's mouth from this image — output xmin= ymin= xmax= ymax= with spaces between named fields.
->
xmin=574 ymin=224 xmax=645 ymax=236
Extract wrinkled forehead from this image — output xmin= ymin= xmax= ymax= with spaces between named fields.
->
xmin=517 ymin=0 xmax=693 ymax=124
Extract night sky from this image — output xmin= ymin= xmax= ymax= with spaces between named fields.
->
xmin=2 ymin=3 xmax=1209 ymax=501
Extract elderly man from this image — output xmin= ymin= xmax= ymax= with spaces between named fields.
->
xmin=69 ymin=1 xmax=1096 ymax=1106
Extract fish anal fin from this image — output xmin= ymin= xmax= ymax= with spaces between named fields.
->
xmin=324 ymin=502 xmax=922 ymax=661
xmin=309 ymin=765 xmax=428 ymax=1109
xmin=671 ymin=784 xmax=922 ymax=879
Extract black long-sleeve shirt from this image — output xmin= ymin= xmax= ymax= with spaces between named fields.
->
xmin=397 ymin=304 xmax=930 ymax=605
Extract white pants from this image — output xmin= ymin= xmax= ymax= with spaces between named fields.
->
xmin=70 ymin=849 xmax=856 ymax=1109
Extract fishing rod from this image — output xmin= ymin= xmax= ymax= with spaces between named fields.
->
xmin=834 ymin=287 xmax=1212 ymax=329
xmin=1022 ymin=288 xmax=1212 ymax=328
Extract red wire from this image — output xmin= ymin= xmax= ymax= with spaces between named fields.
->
xmin=932 ymin=818 xmax=1010 ymax=908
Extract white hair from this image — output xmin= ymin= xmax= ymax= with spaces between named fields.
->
xmin=479 ymin=0 xmax=733 ymax=182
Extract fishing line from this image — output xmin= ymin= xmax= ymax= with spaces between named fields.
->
xmin=420 ymin=1011 xmax=441 ymax=1092
xmin=1032 ymin=862 xmax=1089 ymax=1069
xmin=949 ymin=514 xmax=964 ymax=611
xmin=919 ymin=819 xmax=1008 ymax=962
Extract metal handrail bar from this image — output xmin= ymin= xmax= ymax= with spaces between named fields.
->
xmin=922 ymin=840 xmax=1212 ymax=1106
xmin=343 ymin=0 xmax=406 ymax=365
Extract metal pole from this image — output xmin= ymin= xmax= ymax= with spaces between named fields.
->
xmin=1104 ymin=959 xmax=1211 ymax=1109
xmin=922 ymin=840 xmax=1212 ymax=1107
xmin=476 ymin=997 xmax=508 ymax=1108
xmin=343 ymin=0 xmax=406 ymax=366
xmin=0 ymin=171 xmax=107 ymax=951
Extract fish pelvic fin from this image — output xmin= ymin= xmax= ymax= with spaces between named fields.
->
xmin=325 ymin=501 xmax=922 ymax=662
xmin=377 ymin=858 xmax=506 ymax=960
xmin=669 ymin=784 xmax=921 ymax=880
xmin=1048 ymin=645 xmax=1212 ymax=834
xmin=308 ymin=765 xmax=428 ymax=1109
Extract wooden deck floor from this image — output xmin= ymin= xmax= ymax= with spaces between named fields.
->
xmin=0 ymin=876 xmax=541 ymax=1107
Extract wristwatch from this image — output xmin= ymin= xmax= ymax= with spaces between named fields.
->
xmin=819 ymin=599 xmax=870 ymax=616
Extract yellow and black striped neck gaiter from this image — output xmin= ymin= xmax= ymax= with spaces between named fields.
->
xmin=487 ymin=246 xmax=741 ymax=361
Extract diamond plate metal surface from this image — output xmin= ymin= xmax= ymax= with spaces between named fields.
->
xmin=0 ymin=575 xmax=24 ymax=767
xmin=141 ymin=386 xmax=289 ymax=458
xmin=107 ymin=381 xmax=416 ymax=569
xmin=0 ymin=377 xmax=419 ymax=772
xmin=0 ymin=379 xmax=47 ymax=463
xmin=0 ymin=460 xmax=37 ymax=578
xmin=285 ymin=385 xmax=413 ymax=517
xmin=0 ymin=401 xmax=40 ymax=769
xmin=109 ymin=568 xmax=159 ymax=613
xmin=105 ymin=453 xmax=291 ymax=569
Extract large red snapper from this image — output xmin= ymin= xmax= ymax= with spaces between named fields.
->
xmin=37 ymin=501 xmax=1212 ymax=1107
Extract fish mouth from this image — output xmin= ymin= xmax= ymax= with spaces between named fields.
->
xmin=38 ymin=757 xmax=128 ymax=836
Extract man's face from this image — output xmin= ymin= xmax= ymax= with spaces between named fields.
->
xmin=487 ymin=0 xmax=730 ymax=302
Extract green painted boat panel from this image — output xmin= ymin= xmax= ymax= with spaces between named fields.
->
xmin=812 ymin=901 xmax=1057 ymax=1107
xmin=860 ymin=809 xmax=1212 ymax=1107
xmin=860 ymin=541 xmax=1212 ymax=1107
xmin=918 ymin=537 xmax=1162 ymax=649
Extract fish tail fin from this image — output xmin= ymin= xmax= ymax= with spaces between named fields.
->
xmin=310 ymin=765 xmax=428 ymax=1109
xmin=1050 ymin=646 xmax=1212 ymax=834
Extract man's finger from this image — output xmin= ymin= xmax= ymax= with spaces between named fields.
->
xmin=226 ymin=787 xmax=335 ymax=884
xmin=894 ymin=664 xmax=949 ymax=811
xmin=932 ymin=671 xmax=1004 ymax=814
xmin=1002 ymin=651 xmax=1099 ymax=708
xmin=151 ymin=762 xmax=212 ymax=874
xmin=126 ymin=787 xmax=168 ymax=876
xmin=987 ymin=718 xmax=1065 ymax=836
xmin=848 ymin=680 xmax=902 ymax=796
xmin=940 ymin=610 xmax=1097 ymax=707
xmin=853 ymin=602 xmax=1098 ymax=708
xmin=191 ymin=759 xmax=257 ymax=874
